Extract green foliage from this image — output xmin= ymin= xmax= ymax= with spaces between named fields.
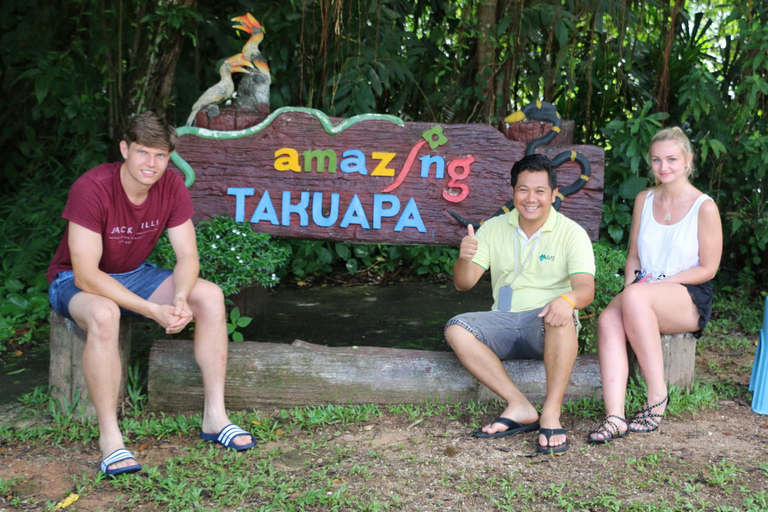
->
xmin=150 ymin=216 xmax=290 ymax=296
xmin=280 ymin=239 xmax=457 ymax=281
xmin=599 ymin=102 xmax=667 ymax=245
xmin=0 ymin=170 xmax=69 ymax=351
xmin=579 ymin=242 xmax=626 ymax=353
xmin=226 ymin=307 xmax=252 ymax=342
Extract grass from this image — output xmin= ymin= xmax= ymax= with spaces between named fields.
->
xmin=0 ymin=289 xmax=764 ymax=510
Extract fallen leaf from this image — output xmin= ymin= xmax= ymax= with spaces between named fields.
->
xmin=138 ymin=442 xmax=150 ymax=452
xmin=363 ymin=425 xmax=374 ymax=431
xmin=251 ymin=421 xmax=261 ymax=426
xmin=297 ymin=281 xmax=308 ymax=286
xmin=407 ymin=419 xmax=424 ymax=429
xmin=275 ymin=429 xmax=284 ymax=435
xmin=11 ymin=350 xmax=22 ymax=357
xmin=493 ymin=446 xmax=511 ymax=453
xmin=54 ymin=493 xmax=79 ymax=509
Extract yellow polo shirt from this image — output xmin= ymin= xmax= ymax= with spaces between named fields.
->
xmin=472 ymin=209 xmax=595 ymax=312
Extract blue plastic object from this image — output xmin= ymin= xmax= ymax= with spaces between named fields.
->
xmin=750 ymin=297 xmax=768 ymax=415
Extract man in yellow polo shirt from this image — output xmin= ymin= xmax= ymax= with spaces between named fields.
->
xmin=446 ymin=154 xmax=595 ymax=454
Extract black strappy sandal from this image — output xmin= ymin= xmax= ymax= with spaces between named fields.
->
xmin=587 ymin=414 xmax=630 ymax=444
xmin=629 ymin=395 xmax=669 ymax=433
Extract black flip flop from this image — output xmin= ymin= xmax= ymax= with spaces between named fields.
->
xmin=472 ymin=417 xmax=540 ymax=438
xmin=537 ymin=427 xmax=569 ymax=454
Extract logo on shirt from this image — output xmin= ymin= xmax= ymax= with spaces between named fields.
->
xmin=539 ymin=254 xmax=555 ymax=262
xmin=110 ymin=226 xmax=133 ymax=235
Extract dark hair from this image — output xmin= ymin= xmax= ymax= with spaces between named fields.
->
xmin=123 ymin=111 xmax=178 ymax=152
xmin=510 ymin=154 xmax=557 ymax=190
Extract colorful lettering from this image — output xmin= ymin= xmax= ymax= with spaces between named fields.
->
xmin=274 ymin=148 xmax=301 ymax=172
xmin=340 ymin=150 xmax=367 ymax=175
xmin=442 ymin=155 xmax=475 ymax=203
xmin=303 ymin=149 xmax=337 ymax=173
xmin=370 ymin=152 xmax=396 ymax=177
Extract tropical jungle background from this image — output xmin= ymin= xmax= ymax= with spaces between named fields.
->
xmin=1 ymin=0 xmax=766 ymax=352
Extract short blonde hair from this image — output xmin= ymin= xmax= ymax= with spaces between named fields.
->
xmin=648 ymin=127 xmax=694 ymax=185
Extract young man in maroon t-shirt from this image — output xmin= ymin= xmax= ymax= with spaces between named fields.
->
xmin=47 ymin=112 xmax=256 ymax=477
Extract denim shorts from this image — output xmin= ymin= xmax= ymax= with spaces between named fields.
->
xmin=48 ymin=262 xmax=173 ymax=321
xmin=445 ymin=308 xmax=579 ymax=360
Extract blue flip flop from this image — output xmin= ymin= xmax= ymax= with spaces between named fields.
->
xmin=472 ymin=417 xmax=540 ymax=438
xmin=100 ymin=448 xmax=142 ymax=477
xmin=200 ymin=424 xmax=257 ymax=451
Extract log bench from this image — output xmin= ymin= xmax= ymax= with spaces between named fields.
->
xmin=46 ymin=105 xmax=699 ymax=415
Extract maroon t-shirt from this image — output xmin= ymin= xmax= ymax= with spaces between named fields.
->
xmin=46 ymin=162 xmax=194 ymax=283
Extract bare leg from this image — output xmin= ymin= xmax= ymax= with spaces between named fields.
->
xmin=589 ymin=294 xmax=631 ymax=441
xmin=446 ymin=325 xmax=538 ymax=433
xmin=538 ymin=320 xmax=578 ymax=449
xmin=69 ymin=293 xmax=137 ymax=471
xmin=149 ymin=278 xmax=253 ymax=446
xmin=621 ymin=282 xmax=699 ymax=430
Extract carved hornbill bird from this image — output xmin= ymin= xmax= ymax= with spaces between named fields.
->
xmin=231 ymin=13 xmax=271 ymax=111
xmin=186 ymin=53 xmax=253 ymax=126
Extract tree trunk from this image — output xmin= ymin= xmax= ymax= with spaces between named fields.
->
xmin=477 ymin=0 xmax=499 ymax=122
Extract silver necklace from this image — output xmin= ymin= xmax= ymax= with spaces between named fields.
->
xmin=660 ymin=190 xmax=681 ymax=222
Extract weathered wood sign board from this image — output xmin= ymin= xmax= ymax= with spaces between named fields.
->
xmin=170 ymin=108 xmax=604 ymax=244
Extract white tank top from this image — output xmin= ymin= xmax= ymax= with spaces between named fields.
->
xmin=637 ymin=190 xmax=712 ymax=280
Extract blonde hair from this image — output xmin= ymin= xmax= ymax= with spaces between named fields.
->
xmin=648 ymin=127 xmax=694 ymax=186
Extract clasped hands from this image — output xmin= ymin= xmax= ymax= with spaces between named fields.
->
xmin=152 ymin=296 xmax=194 ymax=334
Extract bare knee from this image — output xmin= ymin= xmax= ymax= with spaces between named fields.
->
xmin=445 ymin=324 xmax=475 ymax=351
xmin=189 ymin=280 xmax=225 ymax=320
xmin=86 ymin=302 xmax=121 ymax=344
xmin=544 ymin=322 xmax=577 ymax=347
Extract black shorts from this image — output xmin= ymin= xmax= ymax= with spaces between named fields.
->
xmin=683 ymin=280 xmax=713 ymax=338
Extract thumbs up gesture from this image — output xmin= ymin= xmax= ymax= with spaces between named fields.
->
xmin=459 ymin=224 xmax=478 ymax=261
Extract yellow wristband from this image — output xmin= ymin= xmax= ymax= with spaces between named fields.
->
xmin=559 ymin=294 xmax=575 ymax=308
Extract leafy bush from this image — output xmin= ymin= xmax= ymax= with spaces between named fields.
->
xmin=279 ymin=239 xmax=457 ymax=281
xmin=150 ymin=216 xmax=290 ymax=296
xmin=579 ymin=242 xmax=626 ymax=353
xmin=0 ymin=275 xmax=51 ymax=352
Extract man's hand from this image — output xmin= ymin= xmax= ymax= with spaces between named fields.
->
xmin=168 ymin=296 xmax=194 ymax=333
xmin=459 ymin=224 xmax=478 ymax=261
xmin=538 ymin=296 xmax=574 ymax=327
xmin=149 ymin=299 xmax=194 ymax=334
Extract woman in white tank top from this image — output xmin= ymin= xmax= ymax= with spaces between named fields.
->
xmin=589 ymin=127 xmax=722 ymax=443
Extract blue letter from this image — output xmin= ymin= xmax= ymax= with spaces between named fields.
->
xmin=372 ymin=194 xmax=401 ymax=229
xmin=227 ymin=187 xmax=255 ymax=222
xmin=394 ymin=197 xmax=426 ymax=232
xmin=282 ymin=191 xmax=310 ymax=226
xmin=250 ymin=190 xmax=279 ymax=225
xmin=340 ymin=150 xmax=368 ymax=175
xmin=419 ymin=155 xmax=445 ymax=179
xmin=339 ymin=194 xmax=370 ymax=229
xmin=312 ymin=192 xmax=340 ymax=227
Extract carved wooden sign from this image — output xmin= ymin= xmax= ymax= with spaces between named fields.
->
xmin=170 ymin=107 xmax=604 ymax=244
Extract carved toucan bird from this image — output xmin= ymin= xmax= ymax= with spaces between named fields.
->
xmin=186 ymin=53 xmax=253 ymax=126
xmin=449 ymin=100 xmax=592 ymax=228
xmin=231 ymin=13 xmax=271 ymax=111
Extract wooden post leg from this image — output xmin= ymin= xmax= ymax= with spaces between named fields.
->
xmin=627 ymin=332 xmax=697 ymax=390
xmin=48 ymin=311 xmax=132 ymax=418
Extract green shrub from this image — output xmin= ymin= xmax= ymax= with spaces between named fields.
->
xmin=579 ymin=241 xmax=626 ymax=353
xmin=279 ymin=239 xmax=457 ymax=281
xmin=150 ymin=216 xmax=290 ymax=296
